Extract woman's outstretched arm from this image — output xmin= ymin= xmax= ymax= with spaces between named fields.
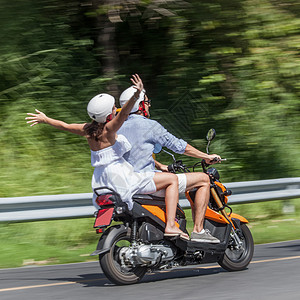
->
xmin=26 ymin=109 xmax=87 ymax=136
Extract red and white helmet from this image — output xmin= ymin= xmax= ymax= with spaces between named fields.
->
xmin=87 ymin=93 xmax=115 ymax=123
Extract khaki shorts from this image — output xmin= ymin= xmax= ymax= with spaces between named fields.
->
xmin=151 ymin=173 xmax=187 ymax=197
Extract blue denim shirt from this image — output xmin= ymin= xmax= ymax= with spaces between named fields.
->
xmin=117 ymin=114 xmax=187 ymax=173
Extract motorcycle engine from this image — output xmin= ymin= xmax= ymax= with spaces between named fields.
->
xmin=119 ymin=243 xmax=175 ymax=267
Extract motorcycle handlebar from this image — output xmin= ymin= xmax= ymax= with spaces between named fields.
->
xmin=210 ymin=157 xmax=227 ymax=163
xmin=167 ymin=157 xmax=226 ymax=173
xmin=167 ymin=160 xmax=188 ymax=173
xmin=167 ymin=164 xmax=174 ymax=173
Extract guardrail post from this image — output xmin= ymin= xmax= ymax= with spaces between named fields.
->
xmin=282 ymin=200 xmax=295 ymax=214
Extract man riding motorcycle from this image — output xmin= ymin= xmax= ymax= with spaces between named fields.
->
xmin=117 ymin=86 xmax=221 ymax=243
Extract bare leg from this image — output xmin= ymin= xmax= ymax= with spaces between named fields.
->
xmin=153 ymin=173 xmax=187 ymax=237
xmin=185 ymin=172 xmax=210 ymax=233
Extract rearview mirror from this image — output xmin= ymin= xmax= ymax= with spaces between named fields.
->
xmin=206 ymin=128 xmax=216 ymax=142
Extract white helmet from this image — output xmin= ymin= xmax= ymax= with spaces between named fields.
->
xmin=119 ymin=86 xmax=145 ymax=113
xmin=87 ymin=93 xmax=115 ymax=123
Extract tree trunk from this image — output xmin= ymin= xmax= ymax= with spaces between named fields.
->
xmin=92 ymin=0 xmax=119 ymax=98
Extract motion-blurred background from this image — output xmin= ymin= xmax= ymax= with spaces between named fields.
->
xmin=1 ymin=0 xmax=299 ymax=198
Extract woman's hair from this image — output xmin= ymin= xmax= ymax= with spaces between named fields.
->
xmin=84 ymin=121 xmax=104 ymax=141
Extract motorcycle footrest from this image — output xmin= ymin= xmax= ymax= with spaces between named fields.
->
xmin=187 ymin=240 xmax=228 ymax=253
xmin=174 ymin=238 xmax=228 ymax=253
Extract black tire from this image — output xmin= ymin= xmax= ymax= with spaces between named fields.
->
xmin=99 ymin=227 xmax=147 ymax=285
xmin=219 ymin=223 xmax=254 ymax=271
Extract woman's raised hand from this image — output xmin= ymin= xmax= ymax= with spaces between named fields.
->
xmin=130 ymin=74 xmax=143 ymax=92
xmin=25 ymin=109 xmax=47 ymax=127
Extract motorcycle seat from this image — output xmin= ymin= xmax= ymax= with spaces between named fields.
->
xmin=133 ymin=194 xmax=165 ymax=201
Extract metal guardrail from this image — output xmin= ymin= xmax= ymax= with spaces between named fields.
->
xmin=0 ymin=178 xmax=300 ymax=222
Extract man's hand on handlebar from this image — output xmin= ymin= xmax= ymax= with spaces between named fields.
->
xmin=205 ymin=154 xmax=222 ymax=165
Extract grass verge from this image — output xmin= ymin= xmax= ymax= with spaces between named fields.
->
xmin=0 ymin=198 xmax=299 ymax=269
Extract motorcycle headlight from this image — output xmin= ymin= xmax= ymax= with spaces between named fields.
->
xmin=207 ymin=167 xmax=220 ymax=180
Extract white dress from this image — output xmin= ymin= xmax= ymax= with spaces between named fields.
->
xmin=91 ymin=134 xmax=156 ymax=210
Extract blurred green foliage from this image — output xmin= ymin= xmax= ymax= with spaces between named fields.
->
xmin=0 ymin=0 xmax=299 ymax=197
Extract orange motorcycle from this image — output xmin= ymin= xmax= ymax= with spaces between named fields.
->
xmin=91 ymin=129 xmax=254 ymax=285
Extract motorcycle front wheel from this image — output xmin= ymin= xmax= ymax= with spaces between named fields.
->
xmin=99 ymin=228 xmax=147 ymax=285
xmin=218 ymin=223 xmax=254 ymax=271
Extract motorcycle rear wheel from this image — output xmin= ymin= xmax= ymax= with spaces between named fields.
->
xmin=218 ymin=223 xmax=254 ymax=271
xmin=99 ymin=228 xmax=147 ymax=285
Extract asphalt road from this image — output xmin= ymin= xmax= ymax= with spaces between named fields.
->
xmin=0 ymin=239 xmax=300 ymax=300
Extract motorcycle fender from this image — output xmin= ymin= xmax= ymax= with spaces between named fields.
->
xmin=228 ymin=213 xmax=248 ymax=224
xmin=90 ymin=224 xmax=128 ymax=256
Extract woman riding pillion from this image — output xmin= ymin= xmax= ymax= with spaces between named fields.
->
xmin=26 ymin=74 xmax=189 ymax=240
